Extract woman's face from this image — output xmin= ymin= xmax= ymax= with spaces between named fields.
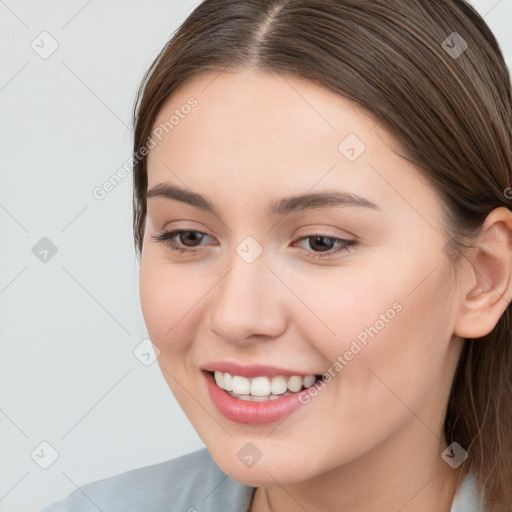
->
xmin=140 ymin=68 xmax=464 ymax=486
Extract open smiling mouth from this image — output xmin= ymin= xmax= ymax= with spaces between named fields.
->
xmin=202 ymin=370 xmax=324 ymax=425
xmin=207 ymin=370 xmax=323 ymax=401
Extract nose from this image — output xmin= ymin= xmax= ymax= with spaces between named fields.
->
xmin=206 ymin=249 xmax=288 ymax=345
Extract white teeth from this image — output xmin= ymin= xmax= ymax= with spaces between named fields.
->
xmin=227 ymin=391 xmax=295 ymax=401
xmin=250 ymin=376 xmax=271 ymax=396
xmin=214 ymin=371 xmax=224 ymax=388
xmin=233 ymin=394 xmax=272 ymax=402
xmin=231 ymin=375 xmax=250 ymax=395
xmin=287 ymin=375 xmax=303 ymax=392
xmin=212 ymin=371 xmax=318 ymax=397
xmin=223 ymin=372 xmax=233 ymax=391
xmin=303 ymin=375 xmax=316 ymax=388
xmin=270 ymin=375 xmax=287 ymax=395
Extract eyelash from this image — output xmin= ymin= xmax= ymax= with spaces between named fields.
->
xmin=151 ymin=229 xmax=356 ymax=259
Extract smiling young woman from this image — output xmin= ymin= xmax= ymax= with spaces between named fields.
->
xmin=42 ymin=1 xmax=512 ymax=511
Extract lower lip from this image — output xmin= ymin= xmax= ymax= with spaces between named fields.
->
xmin=202 ymin=371 xmax=312 ymax=425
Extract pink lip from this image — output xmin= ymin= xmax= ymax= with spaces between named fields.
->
xmin=201 ymin=361 xmax=319 ymax=378
xmin=202 ymin=370 xmax=315 ymax=425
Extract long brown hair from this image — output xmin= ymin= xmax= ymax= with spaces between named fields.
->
xmin=131 ymin=1 xmax=512 ymax=509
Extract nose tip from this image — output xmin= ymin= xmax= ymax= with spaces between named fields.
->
xmin=206 ymin=258 xmax=287 ymax=345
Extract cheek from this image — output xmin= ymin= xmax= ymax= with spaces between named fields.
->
xmin=277 ymin=259 xmax=454 ymax=469
xmin=291 ymin=250 xmax=454 ymax=405
xmin=139 ymin=254 xmax=205 ymax=354
xmin=286 ymin=260 xmax=408 ymax=358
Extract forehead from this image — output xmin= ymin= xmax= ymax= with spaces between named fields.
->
xmin=147 ymin=68 xmax=397 ymax=174
xmin=144 ymin=68 xmax=442 ymax=222
xmin=149 ymin=68 xmax=384 ymax=150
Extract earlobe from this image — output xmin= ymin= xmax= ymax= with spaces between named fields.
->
xmin=453 ymin=207 xmax=512 ymax=340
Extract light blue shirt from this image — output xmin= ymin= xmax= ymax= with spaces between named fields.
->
xmin=40 ymin=447 xmax=486 ymax=511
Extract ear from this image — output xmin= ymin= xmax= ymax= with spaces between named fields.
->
xmin=453 ymin=206 xmax=512 ymax=339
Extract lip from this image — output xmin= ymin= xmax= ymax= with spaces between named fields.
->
xmin=202 ymin=370 xmax=316 ymax=425
xmin=201 ymin=361 xmax=319 ymax=379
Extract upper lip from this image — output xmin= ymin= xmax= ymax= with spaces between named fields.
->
xmin=201 ymin=361 xmax=320 ymax=378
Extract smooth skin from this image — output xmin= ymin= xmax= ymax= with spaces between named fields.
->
xmin=139 ymin=68 xmax=512 ymax=512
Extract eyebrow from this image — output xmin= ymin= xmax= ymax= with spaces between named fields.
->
xmin=145 ymin=183 xmax=380 ymax=217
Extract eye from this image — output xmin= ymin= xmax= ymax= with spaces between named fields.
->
xmin=151 ymin=229 xmax=215 ymax=254
xmin=152 ymin=229 xmax=357 ymax=259
xmin=293 ymin=234 xmax=356 ymax=259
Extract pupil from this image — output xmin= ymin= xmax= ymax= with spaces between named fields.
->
xmin=182 ymin=231 xmax=202 ymax=247
xmin=310 ymin=236 xmax=332 ymax=252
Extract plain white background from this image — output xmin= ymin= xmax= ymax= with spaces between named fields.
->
xmin=1 ymin=1 xmax=511 ymax=510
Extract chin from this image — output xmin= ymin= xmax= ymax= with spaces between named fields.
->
xmin=225 ymin=464 xmax=306 ymax=488
xmin=207 ymin=443 xmax=320 ymax=487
